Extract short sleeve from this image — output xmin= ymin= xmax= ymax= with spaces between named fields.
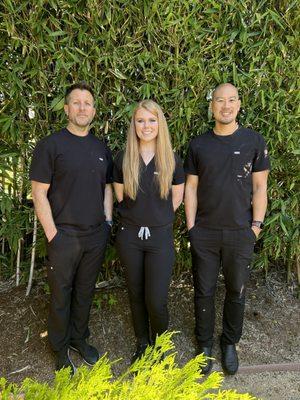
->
xmin=252 ymin=134 xmax=271 ymax=172
xmin=113 ymin=151 xmax=124 ymax=184
xmin=184 ymin=139 xmax=198 ymax=175
xmin=29 ymin=138 xmax=55 ymax=183
xmin=172 ymin=154 xmax=185 ymax=185
xmin=105 ymin=145 xmax=114 ymax=184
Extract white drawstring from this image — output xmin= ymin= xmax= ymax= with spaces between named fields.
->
xmin=138 ymin=227 xmax=151 ymax=240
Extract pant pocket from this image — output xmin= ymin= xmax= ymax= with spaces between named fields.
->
xmin=47 ymin=230 xmax=61 ymax=247
xmin=247 ymin=227 xmax=257 ymax=242
xmin=188 ymin=225 xmax=197 ymax=239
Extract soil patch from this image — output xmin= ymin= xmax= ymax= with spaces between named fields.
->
xmin=0 ymin=269 xmax=299 ymax=400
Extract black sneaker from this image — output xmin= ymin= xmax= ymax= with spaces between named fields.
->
xmin=131 ymin=343 xmax=148 ymax=365
xmin=55 ymin=348 xmax=75 ymax=376
xmin=69 ymin=340 xmax=99 ymax=366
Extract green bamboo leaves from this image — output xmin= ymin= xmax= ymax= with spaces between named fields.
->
xmin=0 ymin=0 xmax=299 ymax=282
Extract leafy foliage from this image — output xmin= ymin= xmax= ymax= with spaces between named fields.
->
xmin=0 ymin=0 xmax=299 ymax=281
xmin=0 ymin=333 xmax=257 ymax=399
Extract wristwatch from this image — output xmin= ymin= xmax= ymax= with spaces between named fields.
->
xmin=106 ymin=220 xmax=113 ymax=227
xmin=252 ymin=220 xmax=264 ymax=229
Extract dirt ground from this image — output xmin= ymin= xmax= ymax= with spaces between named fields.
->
xmin=0 ymin=268 xmax=299 ymax=400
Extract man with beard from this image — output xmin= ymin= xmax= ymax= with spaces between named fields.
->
xmin=30 ymin=82 xmax=113 ymax=375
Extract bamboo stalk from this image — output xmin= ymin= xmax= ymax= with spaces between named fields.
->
xmin=12 ymin=157 xmax=17 ymax=199
xmin=26 ymin=214 xmax=37 ymax=296
xmin=1 ymin=172 xmax=5 ymax=256
xmin=297 ymin=256 xmax=300 ymax=299
xmin=16 ymin=154 xmax=24 ymax=287
xmin=16 ymin=238 xmax=22 ymax=286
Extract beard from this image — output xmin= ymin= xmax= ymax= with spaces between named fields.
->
xmin=70 ymin=115 xmax=93 ymax=128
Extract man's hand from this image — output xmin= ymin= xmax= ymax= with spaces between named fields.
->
xmin=185 ymin=174 xmax=198 ymax=232
xmin=46 ymin=228 xmax=58 ymax=243
xmin=251 ymin=225 xmax=261 ymax=239
xmin=251 ymin=170 xmax=269 ymax=239
xmin=31 ymin=181 xmax=57 ymax=243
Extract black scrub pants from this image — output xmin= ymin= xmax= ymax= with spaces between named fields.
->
xmin=46 ymin=222 xmax=110 ymax=352
xmin=189 ymin=226 xmax=255 ymax=347
xmin=116 ymin=223 xmax=175 ymax=345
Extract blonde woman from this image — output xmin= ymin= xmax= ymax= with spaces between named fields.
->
xmin=113 ymin=100 xmax=185 ymax=363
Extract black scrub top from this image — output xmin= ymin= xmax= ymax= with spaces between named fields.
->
xmin=184 ymin=126 xmax=271 ymax=229
xmin=113 ymin=151 xmax=185 ymax=227
xmin=30 ymin=128 xmax=113 ymax=235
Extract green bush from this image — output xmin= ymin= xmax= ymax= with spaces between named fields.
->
xmin=0 ymin=0 xmax=299 ymax=281
xmin=0 ymin=333 xmax=257 ymax=400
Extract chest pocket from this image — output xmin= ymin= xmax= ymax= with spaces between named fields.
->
xmin=232 ymin=149 xmax=255 ymax=180
xmin=92 ymin=153 xmax=108 ymax=182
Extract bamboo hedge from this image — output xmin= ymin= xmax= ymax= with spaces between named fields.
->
xmin=0 ymin=0 xmax=299 ymax=285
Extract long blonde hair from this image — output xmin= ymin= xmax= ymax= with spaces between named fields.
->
xmin=123 ymin=100 xmax=175 ymax=200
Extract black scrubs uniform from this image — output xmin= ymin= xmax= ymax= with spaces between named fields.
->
xmin=184 ymin=126 xmax=270 ymax=347
xmin=113 ymin=151 xmax=185 ymax=345
xmin=30 ymin=128 xmax=113 ymax=352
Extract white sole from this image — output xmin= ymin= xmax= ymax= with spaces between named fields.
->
xmin=67 ymin=348 xmax=77 ymax=374
xmin=69 ymin=345 xmax=96 ymax=367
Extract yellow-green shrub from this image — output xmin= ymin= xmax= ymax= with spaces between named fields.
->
xmin=0 ymin=333 xmax=257 ymax=400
